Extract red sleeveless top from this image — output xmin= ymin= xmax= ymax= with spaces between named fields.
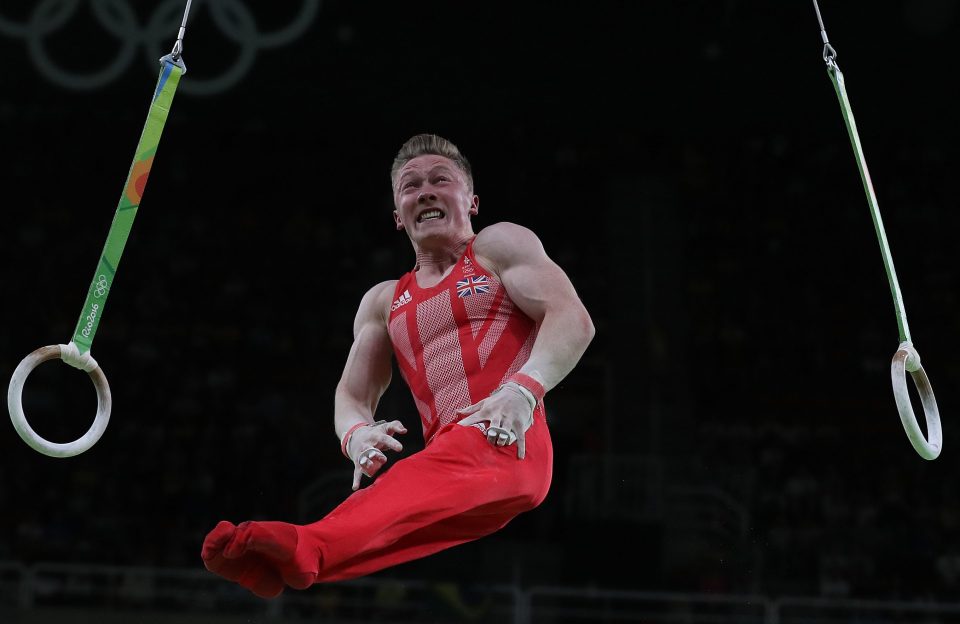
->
xmin=387 ymin=238 xmax=538 ymax=444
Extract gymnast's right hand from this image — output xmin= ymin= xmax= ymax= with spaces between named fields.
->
xmin=346 ymin=420 xmax=407 ymax=491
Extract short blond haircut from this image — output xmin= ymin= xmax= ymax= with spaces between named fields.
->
xmin=390 ymin=134 xmax=474 ymax=194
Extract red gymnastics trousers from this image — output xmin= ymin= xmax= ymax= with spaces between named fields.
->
xmin=201 ymin=410 xmax=552 ymax=598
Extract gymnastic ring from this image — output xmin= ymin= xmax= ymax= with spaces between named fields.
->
xmin=7 ymin=344 xmax=112 ymax=458
xmin=891 ymin=342 xmax=941 ymax=460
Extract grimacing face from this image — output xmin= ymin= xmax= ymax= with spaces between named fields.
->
xmin=393 ymin=154 xmax=479 ymax=244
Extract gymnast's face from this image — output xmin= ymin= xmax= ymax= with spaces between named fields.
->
xmin=392 ymin=155 xmax=478 ymax=245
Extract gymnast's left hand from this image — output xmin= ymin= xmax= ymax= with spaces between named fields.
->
xmin=456 ymin=383 xmax=535 ymax=459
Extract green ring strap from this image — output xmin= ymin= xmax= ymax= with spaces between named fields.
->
xmin=826 ymin=63 xmax=912 ymax=345
xmin=71 ymin=58 xmax=185 ymax=354
xmin=812 ymin=0 xmax=941 ymax=461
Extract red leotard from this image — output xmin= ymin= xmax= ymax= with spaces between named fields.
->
xmin=296 ymin=238 xmax=553 ymax=582
xmin=388 ymin=238 xmax=539 ymax=442
xmin=202 ymin=238 xmax=554 ymax=593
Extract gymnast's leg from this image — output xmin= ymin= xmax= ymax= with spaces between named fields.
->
xmin=202 ymin=419 xmax=552 ymax=597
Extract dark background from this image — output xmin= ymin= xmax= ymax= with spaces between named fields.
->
xmin=1 ymin=0 xmax=958 ymax=601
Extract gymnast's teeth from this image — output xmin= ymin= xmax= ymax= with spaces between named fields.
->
xmin=418 ymin=210 xmax=443 ymax=222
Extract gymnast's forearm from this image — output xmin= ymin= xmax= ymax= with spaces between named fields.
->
xmin=333 ymin=319 xmax=394 ymax=441
xmin=518 ymin=303 xmax=595 ymax=393
xmin=334 ymin=374 xmax=391 ymax=443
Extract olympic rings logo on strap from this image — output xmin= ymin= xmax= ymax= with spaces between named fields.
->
xmin=93 ymin=274 xmax=109 ymax=298
xmin=0 ymin=0 xmax=321 ymax=96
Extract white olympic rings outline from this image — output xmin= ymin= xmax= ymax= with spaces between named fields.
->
xmin=0 ymin=0 xmax=321 ymax=96
xmin=93 ymin=274 xmax=109 ymax=297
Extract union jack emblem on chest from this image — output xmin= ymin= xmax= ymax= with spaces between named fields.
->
xmin=456 ymin=275 xmax=490 ymax=298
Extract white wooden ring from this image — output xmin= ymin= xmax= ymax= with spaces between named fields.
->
xmin=891 ymin=342 xmax=941 ymax=460
xmin=7 ymin=344 xmax=112 ymax=458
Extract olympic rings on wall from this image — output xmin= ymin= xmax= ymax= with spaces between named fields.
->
xmin=0 ymin=0 xmax=321 ymax=95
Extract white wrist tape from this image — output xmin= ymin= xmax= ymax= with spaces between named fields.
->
xmin=496 ymin=382 xmax=536 ymax=412
xmin=60 ymin=342 xmax=98 ymax=372
xmin=509 ymin=382 xmax=536 ymax=410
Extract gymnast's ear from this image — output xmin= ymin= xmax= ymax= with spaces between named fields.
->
xmin=394 ymin=210 xmax=404 ymax=230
